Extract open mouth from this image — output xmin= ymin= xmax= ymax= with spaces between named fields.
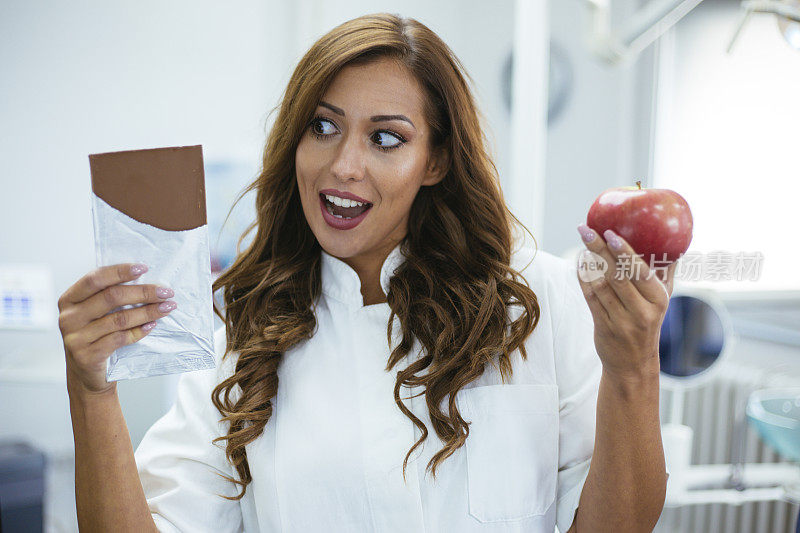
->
xmin=319 ymin=193 xmax=373 ymax=219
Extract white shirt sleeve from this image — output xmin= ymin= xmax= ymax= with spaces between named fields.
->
xmin=551 ymin=258 xmax=603 ymax=533
xmin=134 ymin=326 xmax=244 ymax=532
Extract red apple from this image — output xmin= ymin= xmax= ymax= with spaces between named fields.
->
xmin=587 ymin=181 xmax=693 ymax=264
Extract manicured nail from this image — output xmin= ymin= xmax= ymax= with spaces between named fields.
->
xmin=158 ymin=301 xmax=177 ymax=313
xmin=577 ymin=224 xmax=595 ymax=243
xmin=156 ymin=286 xmax=174 ymax=299
xmin=604 ymin=229 xmax=623 ymax=251
xmin=142 ymin=321 xmax=157 ymax=331
xmin=130 ymin=263 xmax=148 ymax=276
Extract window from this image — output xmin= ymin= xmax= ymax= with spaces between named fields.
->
xmin=653 ymin=0 xmax=800 ymax=292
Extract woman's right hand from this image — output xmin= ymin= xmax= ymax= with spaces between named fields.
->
xmin=58 ymin=263 xmax=178 ymax=395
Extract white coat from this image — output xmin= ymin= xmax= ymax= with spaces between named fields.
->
xmin=134 ymin=241 xmax=603 ymax=532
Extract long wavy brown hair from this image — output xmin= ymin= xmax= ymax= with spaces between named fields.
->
xmin=211 ymin=12 xmax=542 ymax=500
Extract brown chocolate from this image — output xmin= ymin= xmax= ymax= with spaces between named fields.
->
xmin=89 ymin=145 xmax=207 ymax=231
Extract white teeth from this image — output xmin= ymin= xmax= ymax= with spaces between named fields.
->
xmin=324 ymin=194 xmax=365 ymax=208
xmin=324 ymin=201 xmax=353 ymax=219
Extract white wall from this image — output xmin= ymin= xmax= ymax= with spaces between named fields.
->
xmin=544 ymin=0 xmax=658 ymax=257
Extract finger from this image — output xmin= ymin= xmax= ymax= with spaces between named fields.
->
xmin=83 ymin=300 xmax=177 ymax=344
xmin=59 ymin=263 xmax=148 ymax=308
xmin=83 ymin=321 xmax=159 ymax=369
xmin=601 ymin=229 xmax=670 ymax=304
xmin=597 ymin=228 xmax=669 ymax=306
xmin=60 ymin=283 xmax=174 ymax=333
xmin=576 ymin=267 xmax=611 ymax=324
xmin=662 ymin=261 xmax=678 ymax=297
xmin=577 ymin=224 xmax=649 ymax=314
xmin=580 ymin=252 xmax=628 ymax=318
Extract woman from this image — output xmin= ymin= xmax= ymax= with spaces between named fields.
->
xmin=59 ymin=13 xmax=674 ymax=533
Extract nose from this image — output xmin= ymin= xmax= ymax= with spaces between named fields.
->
xmin=329 ymin=133 xmax=366 ymax=183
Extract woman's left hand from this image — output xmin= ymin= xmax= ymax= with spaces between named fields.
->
xmin=575 ymin=224 xmax=678 ymax=379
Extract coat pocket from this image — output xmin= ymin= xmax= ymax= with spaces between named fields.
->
xmin=458 ymin=383 xmax=559 ymax=523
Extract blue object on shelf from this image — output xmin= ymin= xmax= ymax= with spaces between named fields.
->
xmin=746 ymin=388 xmax=800 ymax=462
xmin=0 ymin=440 xmax=45 ymax=533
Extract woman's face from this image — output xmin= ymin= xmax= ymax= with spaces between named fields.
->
xmin=295 ymin=57 xmax=446 ymax=263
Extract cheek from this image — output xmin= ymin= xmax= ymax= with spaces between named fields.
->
xmin=294 ymin=139 xmax=311 ymax=188
xmin=294 ymin=142 xmax=318 ymax=220
xmin=379 ymin=154 xmax=428 ymax=206
xmin=295 ymin=137 xmax=326 ymax=187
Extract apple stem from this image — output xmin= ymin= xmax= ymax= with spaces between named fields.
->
xmin=636 ymin=180 xmax=642 ymax=190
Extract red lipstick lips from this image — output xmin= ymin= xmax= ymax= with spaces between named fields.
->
xmin=318 ymin=189 xmax=371 ymax=204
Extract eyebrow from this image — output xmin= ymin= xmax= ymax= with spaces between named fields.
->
xmin=318 ymin=101 xmax=416 ymax=129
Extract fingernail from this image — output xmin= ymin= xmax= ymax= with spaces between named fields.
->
xmin=156 ymin=286 xmax=174 ymax=299
xmin=577 ymin=224 xmax=595 ymax=243
xmin=603 ymin=229 xmax=623 ymax=251
xmin=130 ymin=263 xmax=148 ymax=276
xmin=142 ymin=321 xmax=157 ymax=331
xmin=158 ymin=301 xmax=177 ymax=313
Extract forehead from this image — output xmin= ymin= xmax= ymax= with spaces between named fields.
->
xmin=320 ymin=58 xmax=426 ymax=119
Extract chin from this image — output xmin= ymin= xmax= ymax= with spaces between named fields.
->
xmin=316 ymin=222 xmax=364 ymax=258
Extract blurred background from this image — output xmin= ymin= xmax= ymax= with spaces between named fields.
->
xmin=1 ymin=0 xmax=799 ymax=531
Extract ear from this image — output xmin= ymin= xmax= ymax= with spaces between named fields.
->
xmin=421 ymin=146 xmax=450 ymax=187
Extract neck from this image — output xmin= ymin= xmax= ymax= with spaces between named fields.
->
xmin=341 ymin=240 xmax=400 ymax=306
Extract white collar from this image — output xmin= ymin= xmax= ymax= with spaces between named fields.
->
xmin=320 ymin=242 xmax=406 ymax=308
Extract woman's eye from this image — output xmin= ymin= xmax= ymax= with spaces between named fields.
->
xmin=310 ymin=117 xmax=336 ymax=137
xmin=373 ymin=131 xmax=404 ymax=150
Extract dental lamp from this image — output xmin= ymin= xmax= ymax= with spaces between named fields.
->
xmin=727 ymin=0 xmax=800 ymax=52
xmin=585 ymin=0 xmax=706 ymax=63
xmin=586 ymin=0 xmax=800 ymax=63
